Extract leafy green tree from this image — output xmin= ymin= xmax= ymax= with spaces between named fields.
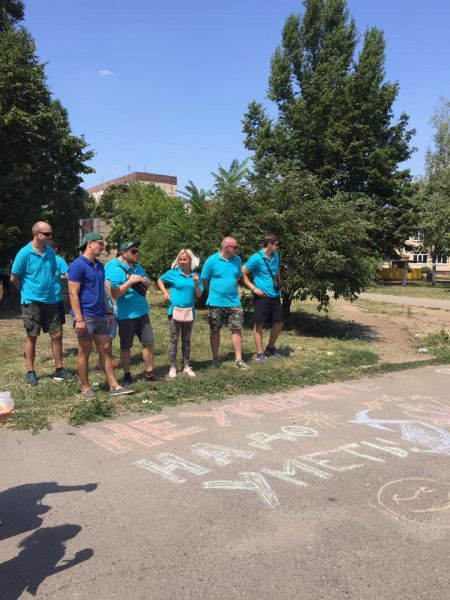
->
xmin=105 ymin=182 xmax=192 ymax=279
xmin=0 ymin=0 xmax=23 ymax=31
xmin=415 ymin=97 xmax=450 ymax=285
xmin=0 ymin=6 xmax=93 ymax=261
xmin=211 ymin=158 xmax=250 ymax=196
xmin=243 ymin=0 xmax=415 ymax=259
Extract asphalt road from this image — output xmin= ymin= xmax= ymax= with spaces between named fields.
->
xmin=2 ymin=364 xmax=450 ymax=599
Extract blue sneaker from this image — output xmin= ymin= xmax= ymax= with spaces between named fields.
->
xmin=26 ymin=371 xmax=38 ymax=386
xmin=256 ymin=353 xmax=267 ymax=364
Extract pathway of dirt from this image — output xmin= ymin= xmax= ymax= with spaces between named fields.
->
xmin=334 ymin=295 xmax=450 ymax=363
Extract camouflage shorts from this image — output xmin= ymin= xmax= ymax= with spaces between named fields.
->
xmin=22 ymin=302 xmax=61 ymax=337
xmin=208 ymin=306 xmax=244 ymax=331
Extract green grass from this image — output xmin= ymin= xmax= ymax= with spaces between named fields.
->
xmin=0 ymin=290 xmax=447 ymax=432
xmin=367 ymin=280 xmax=450 ymax=301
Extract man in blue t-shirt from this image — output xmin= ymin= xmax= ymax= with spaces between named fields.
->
xmin=201 ymin=237 xmax=250 ymax=370
xmin=11 ymin=221 xmax=73 ymax=386
xmin=243 ymin=234 xmax=283 ymax=363
xmin=107 ymin=241 xmax=159 ymax=384
xmin=68 ymin=233 xmax=133 ymax=400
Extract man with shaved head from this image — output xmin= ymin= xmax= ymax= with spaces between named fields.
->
xmin=11 ymin=221 xmax=73 ymax=386
xmin=201 ymin=237 xmax=250 ymax=370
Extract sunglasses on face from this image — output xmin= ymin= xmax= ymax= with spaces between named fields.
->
xmin=39 ymin=231 xmax=52 ymax=237
xmin=129 ymin=249 xmax=139 ymax=254
xmin=227 ymin=245 xmax=238 ymax=249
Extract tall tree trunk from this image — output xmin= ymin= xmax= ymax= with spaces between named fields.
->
xmin=401 ymin=262 xmax=408 ymax=286
xmin=282 ymin=293 xmax=293 ymax=322
xmin=432 ymin=260 xmax=437 ymax=286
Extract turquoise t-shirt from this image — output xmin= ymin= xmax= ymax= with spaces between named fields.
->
xmin=244 ymin=250 xmax=280 ymax=298
xmin=12 ymin=242 xmax=58 ymax=304
xmin=107 ymin=260 xmax=150 ymax=320
xmin=200 ymin=252 xmax=242 ymax=307
xmin=54 ymin=255 xmax=69 ymax=302
xmin=105 ymin=257 xmax=120 ymax=310
xmin=159 ymin=269 xmax=203 ymax=317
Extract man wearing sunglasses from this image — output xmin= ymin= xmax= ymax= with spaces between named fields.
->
xmin=107 ymin=241 xmax=158 ymax=383
xmin=68 ymin=233 xmax=134 ymax=399
xmin=11 ymin=221 xmax=73 ymax=386
xmin=242 ymin=234 xmax=283 ymax=363
xmin=201 ymin=237 xmax=250 ymax=370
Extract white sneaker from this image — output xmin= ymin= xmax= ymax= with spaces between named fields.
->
xmin=168 ymin=366 xmax=177 ymax=378
xmin=183 ymin=365 xmax=196 ymax=377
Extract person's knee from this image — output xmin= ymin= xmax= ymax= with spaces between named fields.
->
xmin=50 ymin=331 xmax=62 ymax=341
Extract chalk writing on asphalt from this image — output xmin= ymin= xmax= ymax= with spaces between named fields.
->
xmin=378 ymin=478 xmax=450 ymax=528
xmin=79 ymin=382 xmax=450 ymax=509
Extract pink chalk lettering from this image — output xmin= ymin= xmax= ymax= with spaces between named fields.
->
xmin=178 ymin=407 xmax=231 ymax=427
xmin=80 ymin=424 xmax=163 ymax=454
xmin=129 ymin=415 xmax=206 ymax=441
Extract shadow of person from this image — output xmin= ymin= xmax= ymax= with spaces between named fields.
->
xmin=0 ymin=523 xmax=93 ymax=599
xmin=0 ymin=481 xmax=97 ymax=541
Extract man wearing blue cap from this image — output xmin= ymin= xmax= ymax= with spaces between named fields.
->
xmin=107 ymin=241 xmax=159 ymax=383
xmin=68 ymin=233 xmax=134 ymax=399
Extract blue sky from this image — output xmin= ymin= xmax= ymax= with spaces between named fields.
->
xmin=24 ymin=0 xmax=450 ymax=194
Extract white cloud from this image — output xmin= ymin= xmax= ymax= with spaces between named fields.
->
xmin=98 ymin=69 xmax=114 ymax=77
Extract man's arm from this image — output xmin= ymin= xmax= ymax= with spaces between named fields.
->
xmin=111 ymin=273 xmax=144 ymax=299
xmin=242 ymin=265 xmax=265 ymax=296
xmin=68 ymin=280 xmax=86 ymax=334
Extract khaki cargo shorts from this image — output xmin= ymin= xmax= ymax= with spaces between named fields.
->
xmin=208 ymin=306 xmax=244 ymax=331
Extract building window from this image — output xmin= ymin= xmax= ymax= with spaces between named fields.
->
xmin=412 ymin=231 xmax=424 ymax=241
xmin=412 ymin=253 xmax=428 ymax=263
xmin=437 ymin=254 xmax=448 ymax=264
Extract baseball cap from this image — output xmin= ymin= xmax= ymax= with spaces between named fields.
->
xmin=79 ymin=232 xmax=104 ymax=250
xmin=119 ymin=241 xmax=141 ymax=253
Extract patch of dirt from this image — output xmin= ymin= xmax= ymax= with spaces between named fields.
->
xmin=334 ymin=299 xmax=450 ymax=363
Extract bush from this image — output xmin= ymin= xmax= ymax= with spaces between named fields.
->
xmin=420 ymin=266 xmax=431 ymax=274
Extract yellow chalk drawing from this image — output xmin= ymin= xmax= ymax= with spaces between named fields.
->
xmin=285 ymin=410 xmax=346 ymax=428
xmin=378 ymin=478 xmax=450 ymax=528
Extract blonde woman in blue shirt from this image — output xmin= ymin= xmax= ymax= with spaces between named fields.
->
xmin=157 ymin=249 xmax=203 ymax=378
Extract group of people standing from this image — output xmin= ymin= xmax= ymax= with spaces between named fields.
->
xmin=10 ymin=222 xmax=283 ymax=399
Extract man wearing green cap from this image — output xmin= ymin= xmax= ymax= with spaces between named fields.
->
xmin=68 ymin=233 xmax=134 ymax=399
xmin=107 ymin=241 xmax=158 ymax=383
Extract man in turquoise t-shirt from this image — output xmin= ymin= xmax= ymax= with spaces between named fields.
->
xmin=201 ymin=237 xmax=249 ymax=370
xmin=11 ymin=221 xmax=72 ymax=386
xmin=243 ymin=234 xmax=283 ymax=363
xmin=108 ymin=241 xmax=159 ymax=383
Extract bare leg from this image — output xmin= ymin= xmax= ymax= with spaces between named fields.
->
xmin=77 ymin=338 xmax=92 ymax=391
xmin=231 ymin=329 xmax=243 ymax=361
xmin=95 ymin=334 xmax=120 ymax=389
xmin=50 ymin=330 xmax=63 ymax=369
xmin=210 ymin=329 xmax=220 ymax=358
xmin=253 ymin=323 xmax=264 ymax=354
xmin=268 ymin=322 xmax=283 ymax=347
xmin=24 ymin=336 xmax=37 ymax=371
xmin=142 ymin=346 xmax=154 ymax=371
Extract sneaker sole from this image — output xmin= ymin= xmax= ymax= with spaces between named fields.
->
xmin=110 ymin=389 xmax=135 ymax=396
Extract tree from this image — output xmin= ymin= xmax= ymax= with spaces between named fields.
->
xmin=0 ymin=6 xmax=93 ymax=261
xmin=211 ymin=158 xmax=250 ymax=196
xmin=415 ymin=97 xmax=450 ymax=285
xmin=243 ymin=0 xmax=415 ymax=259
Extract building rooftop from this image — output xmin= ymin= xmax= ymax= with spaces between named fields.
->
xmin=86 ymin=171 xmax=177 ymax=194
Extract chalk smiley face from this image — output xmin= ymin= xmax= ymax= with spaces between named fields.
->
xmin=378 ymin=478 xmax=450 ymax=528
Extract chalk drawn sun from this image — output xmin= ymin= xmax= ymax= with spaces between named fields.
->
xmin=285 ymin=410 xmax=345 ymax=428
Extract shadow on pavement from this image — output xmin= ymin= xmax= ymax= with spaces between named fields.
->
xmin=0 ymin=523 xmax=93 ymax=599
xmin=0 ymin=481 xmax=97 ymax=541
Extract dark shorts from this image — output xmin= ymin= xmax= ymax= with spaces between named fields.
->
xmin=118 ymin=314 xmax=154 ymax=350
xmin=208 ymin=306 xmax=244 ymax=331
xmin=22 ymin=302 xmax=62 ymax=337
xmin=253 ymin=296 xmax=283 ymax=324
xmin=57 ymin=300 xmax=66 ymax=325
xmin=74 ymin=316 xmax=112 ymax=340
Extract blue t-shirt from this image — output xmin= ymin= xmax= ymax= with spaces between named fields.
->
xmin=54 ymin=255 xmax=69 ymax=302
xmin=200 ymin=252 xmax=242 ymax=307
xmin=12 ymin=242 xmax=58 ymax=304
xmin=159 ymin=269 xmax=203 ymax=317
xmin=107 ymin=260 xmax=150 ymax=320
xmin=244 ymin=250 xmax=280 ymax=298
xmin=68 ymin=255 xmax=107 ymax=317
